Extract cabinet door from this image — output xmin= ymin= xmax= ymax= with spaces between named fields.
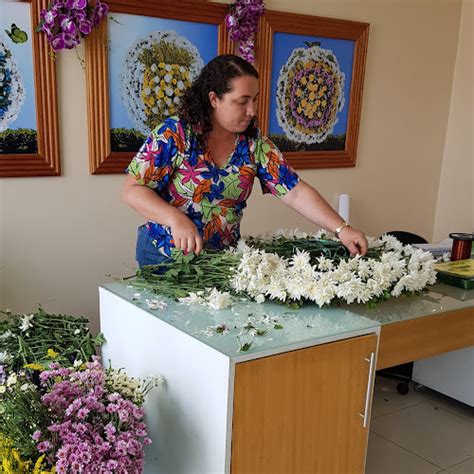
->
xmin=231 ymin=334 xmax=377 ymax=474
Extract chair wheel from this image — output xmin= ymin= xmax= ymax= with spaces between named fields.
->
xmin=396 ymin=382 xmax=409 ymax=395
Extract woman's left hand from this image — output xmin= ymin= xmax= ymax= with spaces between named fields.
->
xmin=339 ymin=227 xmax=368 ymax=256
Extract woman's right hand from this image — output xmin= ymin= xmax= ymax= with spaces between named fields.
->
xmin=169 ymin=212 xmax=204 ymax=255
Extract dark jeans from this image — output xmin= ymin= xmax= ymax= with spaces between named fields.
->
xmin=135 ymin=225 xmax=172 ymax=269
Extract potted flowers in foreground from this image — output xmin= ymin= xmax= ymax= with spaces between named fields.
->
xmin=0 ymin=307 xmax=163 ymax=473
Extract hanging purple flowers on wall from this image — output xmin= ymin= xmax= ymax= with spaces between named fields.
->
xmin=225 ymin=0 xmax=265 ymax=63
xmin=36 ymin=0 xmax=109 ymax=52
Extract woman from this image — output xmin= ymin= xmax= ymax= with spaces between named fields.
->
xmin=123 ymin=54 xmax=368 ymax=267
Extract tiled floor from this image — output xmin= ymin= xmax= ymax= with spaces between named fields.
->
xmin=366 ymin=376 xmax=474 ymax=474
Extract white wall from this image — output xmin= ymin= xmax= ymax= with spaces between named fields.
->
xmin=433 ymin=0 xmax=473 ymax=241
xmin=0 ymin=0 xmax=464 ymax=329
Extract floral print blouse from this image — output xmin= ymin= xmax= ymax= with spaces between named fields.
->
xmin=127 ymin=116 xmax=300 ymax=257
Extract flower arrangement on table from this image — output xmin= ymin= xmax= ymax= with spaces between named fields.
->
xmin=225 ymin=0 xmax=265 ymax=63
xmin=36 ymin=0 xmax=109 ymax=55
xmin=131 ymin=230 xmax=437 ymax=310
xmin=0 ymin=307 xmax=163 ymax=473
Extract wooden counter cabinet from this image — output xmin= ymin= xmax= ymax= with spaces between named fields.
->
xmin=231 ymin=334 xmax=377 ymax=473
xmin=99 ymin=283 xmax=379 ymax=474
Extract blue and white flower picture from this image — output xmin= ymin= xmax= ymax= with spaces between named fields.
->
xmin=0 ymin=1 xmax=37 ymax=154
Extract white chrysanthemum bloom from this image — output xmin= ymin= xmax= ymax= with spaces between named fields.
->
xmin=179 ymin=292 xmax=205 ymax=305
xmin=207 ymin=289 xmax=232 ymax=310
xmin=306 ymin=273 xmax=336 ymax=306
xmin=164 ymin=74 xmax=172 ymax=83
xmin=265 ymin=277 xmax=287 ymax=301
xmin=151 ymin=63 xmax=157 ymax=72
xmin=381 ymin=234 xmax=404 ymax=252
xmin=19 ymin=314 xmax=34 ymax=332
xmin=316 ymin=256 xmax=334 ymax=272
xmin=290 ymin=249 xmax=311 ymax=271
xmin=335 ymin=276 xmax=369 ymax=304
xmin=144 ymin=87 xmax=151 ymax=96
xmin=6 ymin=373 xmax=17 ymax=387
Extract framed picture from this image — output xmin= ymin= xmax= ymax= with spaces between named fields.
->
xmin=256 ymin=11 xmax=369 ymax=169
xmin=0 ymin=0 xmax=60 ymax=177
xmin=85 ymin=0 xmax=232 ymax=174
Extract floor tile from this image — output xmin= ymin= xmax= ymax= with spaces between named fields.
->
xmin=370 ymin=402 xmax=474 ymax=469
xmin=445 ymin=457 xmax=474 ymax=474
xmin=372 ymin=376 xmax=432 ymax=418
xmin=426 ymin=391 xmax=474 ymax=422
xmin=366 ymin=432 xmax=441 ymax=474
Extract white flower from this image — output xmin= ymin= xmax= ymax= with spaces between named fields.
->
xmin=179 ymin=292 xmax=205 ymax=305
xmin=146 ymin=299 xmax=167 ymax=310
xmin=0 ymin=330 xmax=12 ymax=340
xmin=207 ymin=289 xmax=232 ymax=310
xmin=20 ymin=383 xmax=31 ymax=392
xmin=19 ymin=314 xmax=34 ymax=332
xmin=255 ymin=294 xmax=265 ymax=304
xmin=6 ymin=373 xmax=17 ymax=387
xmin=0 ymin=351 xmax=11 ymax=364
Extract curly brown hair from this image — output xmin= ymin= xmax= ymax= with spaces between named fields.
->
xmin=177 ymin=54 xmax=259 ymax=147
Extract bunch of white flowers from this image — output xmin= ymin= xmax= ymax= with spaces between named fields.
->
xmin=229 ymin=232 xmax=437 ymax=307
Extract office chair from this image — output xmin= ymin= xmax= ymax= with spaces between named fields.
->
xmin=377 ymin=230 xmax=429 ymax=394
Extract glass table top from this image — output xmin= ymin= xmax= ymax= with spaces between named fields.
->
xmin=101 ymin=282 xmax=473 ymax=360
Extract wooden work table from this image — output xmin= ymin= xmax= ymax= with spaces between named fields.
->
xmin=99 ymin=282 xmax=473 ymax=473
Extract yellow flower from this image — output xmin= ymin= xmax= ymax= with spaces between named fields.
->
xmin=172 ymin=78 xmax=177 ymax=84
xmin=23 ymin=362 xmax=44 ymax=371
xmin=158 ymin=62 xmax=165 ymax=68
xmin=309 ymin=91 xmax=316 ymax=101
xmin=295 ymin=89 xmax=302 ymax=98
xmin=47 ymin=348 xmax=59 ymax=359
xmin=300 ymin=76 xmax=307 ymax=85
xmin=158 ymin=90 xmax=164 ymax=99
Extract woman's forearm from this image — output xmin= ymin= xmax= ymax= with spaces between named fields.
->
xmin=281 ymin=180 xmax=345 ymax=232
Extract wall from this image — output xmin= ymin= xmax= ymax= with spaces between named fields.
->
xmin=433 ymin=0 xmax=473 ymax=241
xmin=0 ymin=0 xmax=464 ymax=328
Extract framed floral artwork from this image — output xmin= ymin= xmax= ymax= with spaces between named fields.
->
xmin=0 ymin=0 xmax=60 ymax=177
xmin=256 ymin=11 xmax=369 ymax=169
xmin=85 ymin=0 xmax=232 ymax=174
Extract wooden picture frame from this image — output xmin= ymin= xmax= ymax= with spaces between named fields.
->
xmin=0 ymin=0 xmax=60 ymax=177
xmin=256 ymin=11 xmax=369 ymax=169
xmin=85 ymin=0 xmax=233 ymax=174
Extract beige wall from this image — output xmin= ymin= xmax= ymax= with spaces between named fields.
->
xmin=0 ymin=0 xmax=464 ymax=328
xmin=433 ymin=0 xmax=473 ymax=241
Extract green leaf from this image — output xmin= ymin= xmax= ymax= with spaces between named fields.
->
xmin=274 ymin=324 xmax=283 ymax=329
xmin=240 ymin=342 xmax=253 ymax=352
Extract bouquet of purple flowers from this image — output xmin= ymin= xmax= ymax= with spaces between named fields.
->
xmin=225 ymin=0 xmax=265 ymax=63
xmin=36 ymin=0 xmax=109 ymax=51
xmin=33 ymin=358 xmax=154 ymax=474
